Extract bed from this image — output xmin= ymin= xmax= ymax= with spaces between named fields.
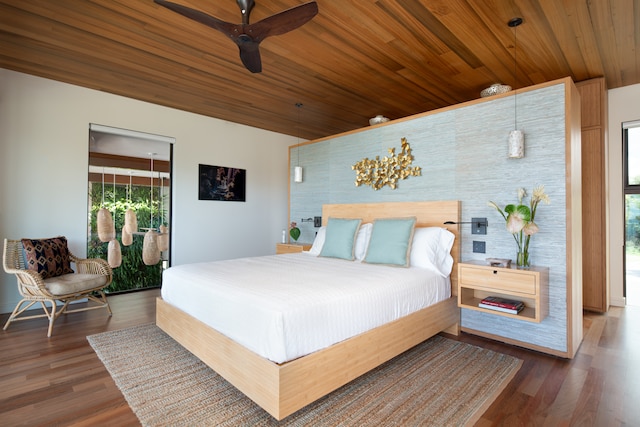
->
xmin=156 ymin=200 xmax=461 ymax=420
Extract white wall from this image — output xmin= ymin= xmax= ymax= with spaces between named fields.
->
xmin=0 ymin=69 xmax=293 ymax=314
xmin=608 ymin=82 xmax=640 ymax=306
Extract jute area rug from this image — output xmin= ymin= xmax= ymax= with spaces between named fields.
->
xmin=88 ymin=324 xmax=521 ymax=426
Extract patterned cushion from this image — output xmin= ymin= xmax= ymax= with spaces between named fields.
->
xmin=21 ymin=236 xmax=74 ymax=279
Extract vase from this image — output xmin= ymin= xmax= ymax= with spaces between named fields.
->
xmin=516 ymin=251 xmax=530 ymax=268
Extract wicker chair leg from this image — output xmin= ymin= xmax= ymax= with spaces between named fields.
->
xmin=3 ymin=299 xmax=39 ymax=331
xmin=46 ymin=301 xmax=57 ymax=338
xmin=98 ymin=290 xmax=112 ymax=316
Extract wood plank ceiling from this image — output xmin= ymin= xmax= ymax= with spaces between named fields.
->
xmin=0 ymin=0 xmax=638 ymax=140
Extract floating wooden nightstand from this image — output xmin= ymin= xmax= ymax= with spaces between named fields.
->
xmin=458 ymin=260 xmax=549 ymax=323
xmin=276 ymin=243 xmax=312 ymax=254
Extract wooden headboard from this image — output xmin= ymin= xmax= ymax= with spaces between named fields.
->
xmin=322 ymin=201 xmax=461 ymax=295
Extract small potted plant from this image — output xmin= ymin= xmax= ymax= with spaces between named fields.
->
xmin=289 ymin=221 xmax=301 ymax=242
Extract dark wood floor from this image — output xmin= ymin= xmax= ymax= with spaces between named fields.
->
xmin=0 ymin=289 xmax=638 ymax=426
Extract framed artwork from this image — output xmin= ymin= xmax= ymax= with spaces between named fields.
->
xmin=198 ymin=164 xmax=246 ymax=202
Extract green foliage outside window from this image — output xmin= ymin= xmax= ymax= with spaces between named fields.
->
xmin=627 ymin=195 xmax=640 ymax=255
xmin=88 ymin=182 xmax=168 ymax=293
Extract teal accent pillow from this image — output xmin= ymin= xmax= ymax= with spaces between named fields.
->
xmin=364 ymin=217 xmax=417 ymax=267
xmin=319 ymin=217 xmax=362 ymax=260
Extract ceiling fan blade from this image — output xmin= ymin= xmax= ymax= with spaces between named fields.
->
xmin=248 ymin=1 xmax=318 ymax=41
xmin=238 ymin=40 xmax=262 ymax=73
xmin=154 ymin=0 xmax=238 ymax=36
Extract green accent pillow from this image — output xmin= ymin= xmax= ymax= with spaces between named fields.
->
xmin=364 ymin=217 xmax=417 ymax=267
xmin=319 ymin=217 xmax=362 ymax=260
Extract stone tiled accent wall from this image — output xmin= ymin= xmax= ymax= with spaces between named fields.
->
xmin=291 ymin=79 xmax=575 ymax=353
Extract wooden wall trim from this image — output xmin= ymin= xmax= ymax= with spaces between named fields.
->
xmin=89 ymin=152 xmax=170 ymax=173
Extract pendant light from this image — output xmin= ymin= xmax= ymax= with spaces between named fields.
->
xmin=142 ymin=153 xmax=161 ymax=265
xmin=157 ymin=175 xmax=169 ymax=252
xmin=508 ymin=17 xmax=524 ymax=158
xmin=121 ymin=221 xmax=133 ymax=246
xmin=108 ymin=239 xmax=122 ymax=268
xmin=124 ymin=171 xmax=138 ymax=235
xmin=294 ymin=102 xmax=303 ymax=183
xmin=97 ymin=167 xmax=115 ymax=242
xmin=122 ymin=172 xmax=134 ymax=246
xmin=107 ymin=173 xmax=122 ymax=268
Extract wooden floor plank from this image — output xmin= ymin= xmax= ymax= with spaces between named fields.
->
xmin=1 ymin=288 xmax=639 ymax=426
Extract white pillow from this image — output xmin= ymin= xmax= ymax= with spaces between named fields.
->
xmin=353 ymin=223 xmax=373 ymax=261
xmin=308 ymin=223 xmax=372 ymax=260
xmin=308 ymin=226 xmax=326 ymax=255
xmin=410 ymin=227 xmax=455 ymax=276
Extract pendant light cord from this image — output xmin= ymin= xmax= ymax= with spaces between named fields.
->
xmin=113 ymin=173 xmax=116 ymax=217
xmin=150 ymin=153 xmax=155 ymax=230
xmin=509 ymin=17 xmax=523 ymax=130
xmin=101 ymin=167 xmax=106 ymax=206
xmin=296 ymin=102 xmax=302 ymax=166
xmin=513 ymin=22 xmax=518 ymax=129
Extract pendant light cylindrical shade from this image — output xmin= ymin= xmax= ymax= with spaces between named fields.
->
xmin=121 ymin=225 xmax=133 ymax=246
xmin=142 ymin=230 xmax=161 ymax=265
xmin=97 ymin=208 xmax=115 ymax=242
xmin=294 ymin=166 xmax=303 ymax=183
xmin=157 ymin=225 xmax=169 ymax=252
xmin=107 ymin=239 xmax=122 ymax=268
xmin=508 ymin=130 xmax=525 ymax=158
xmin=124 ymin=208 xmax=138 ymax=234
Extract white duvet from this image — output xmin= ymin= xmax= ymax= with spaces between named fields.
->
xmin=161 ymin=253 xmax=450 ymax=363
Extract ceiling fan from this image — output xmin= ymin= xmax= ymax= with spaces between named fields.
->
xmin=154 ymin=0 xmax=319 ymax=73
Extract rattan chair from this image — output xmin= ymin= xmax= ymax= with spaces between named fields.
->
xmin=2 ymin=238 xmax=113 ymax=337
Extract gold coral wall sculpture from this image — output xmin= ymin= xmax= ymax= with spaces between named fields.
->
xmin=352 ymin=137 xmax=421 ymax=190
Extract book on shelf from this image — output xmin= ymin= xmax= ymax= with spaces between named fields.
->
xmin=478 ymin=302 xmax=524 ymax=314
xmin=479 ymin=296 xmax=525 ymax=311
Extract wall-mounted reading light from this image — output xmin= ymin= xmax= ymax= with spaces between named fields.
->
xmin=301 ymin=216 xmax=322 ymax=227
xmin=444 ymin=218 xmax=488 ymax=235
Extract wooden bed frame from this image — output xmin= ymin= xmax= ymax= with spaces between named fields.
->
xmin=156 ymin=200 xmax=461 ymax=420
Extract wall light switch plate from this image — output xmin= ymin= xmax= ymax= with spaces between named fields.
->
xmin=471 ymin=217 xmax=487 ymax=235
xmin=473 ymin=241 xmax=486 ymax=253
xmin=313 ymin=216 xmax=322 ymax=227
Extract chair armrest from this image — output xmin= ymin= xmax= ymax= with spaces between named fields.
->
xmin=5 ymin=267 xmax=53 ymax=298
xmin=69 ymin=253 xmax=113 ymax=279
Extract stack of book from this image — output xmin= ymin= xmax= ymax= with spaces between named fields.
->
xmin=478 ymin=296 xmax=525 ymax=314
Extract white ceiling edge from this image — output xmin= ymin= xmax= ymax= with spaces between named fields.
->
xmin=89 ymin=123 xmax=173 ymax=162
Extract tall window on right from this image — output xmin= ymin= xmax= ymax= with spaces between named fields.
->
xmin=624 ymin=121 xmax=640 ymax=305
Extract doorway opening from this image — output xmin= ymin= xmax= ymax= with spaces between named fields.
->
xmin=88 ymin=124 xmax=174 ymax=294
xmin=623 ymin=121 xmax=640 ymax=306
